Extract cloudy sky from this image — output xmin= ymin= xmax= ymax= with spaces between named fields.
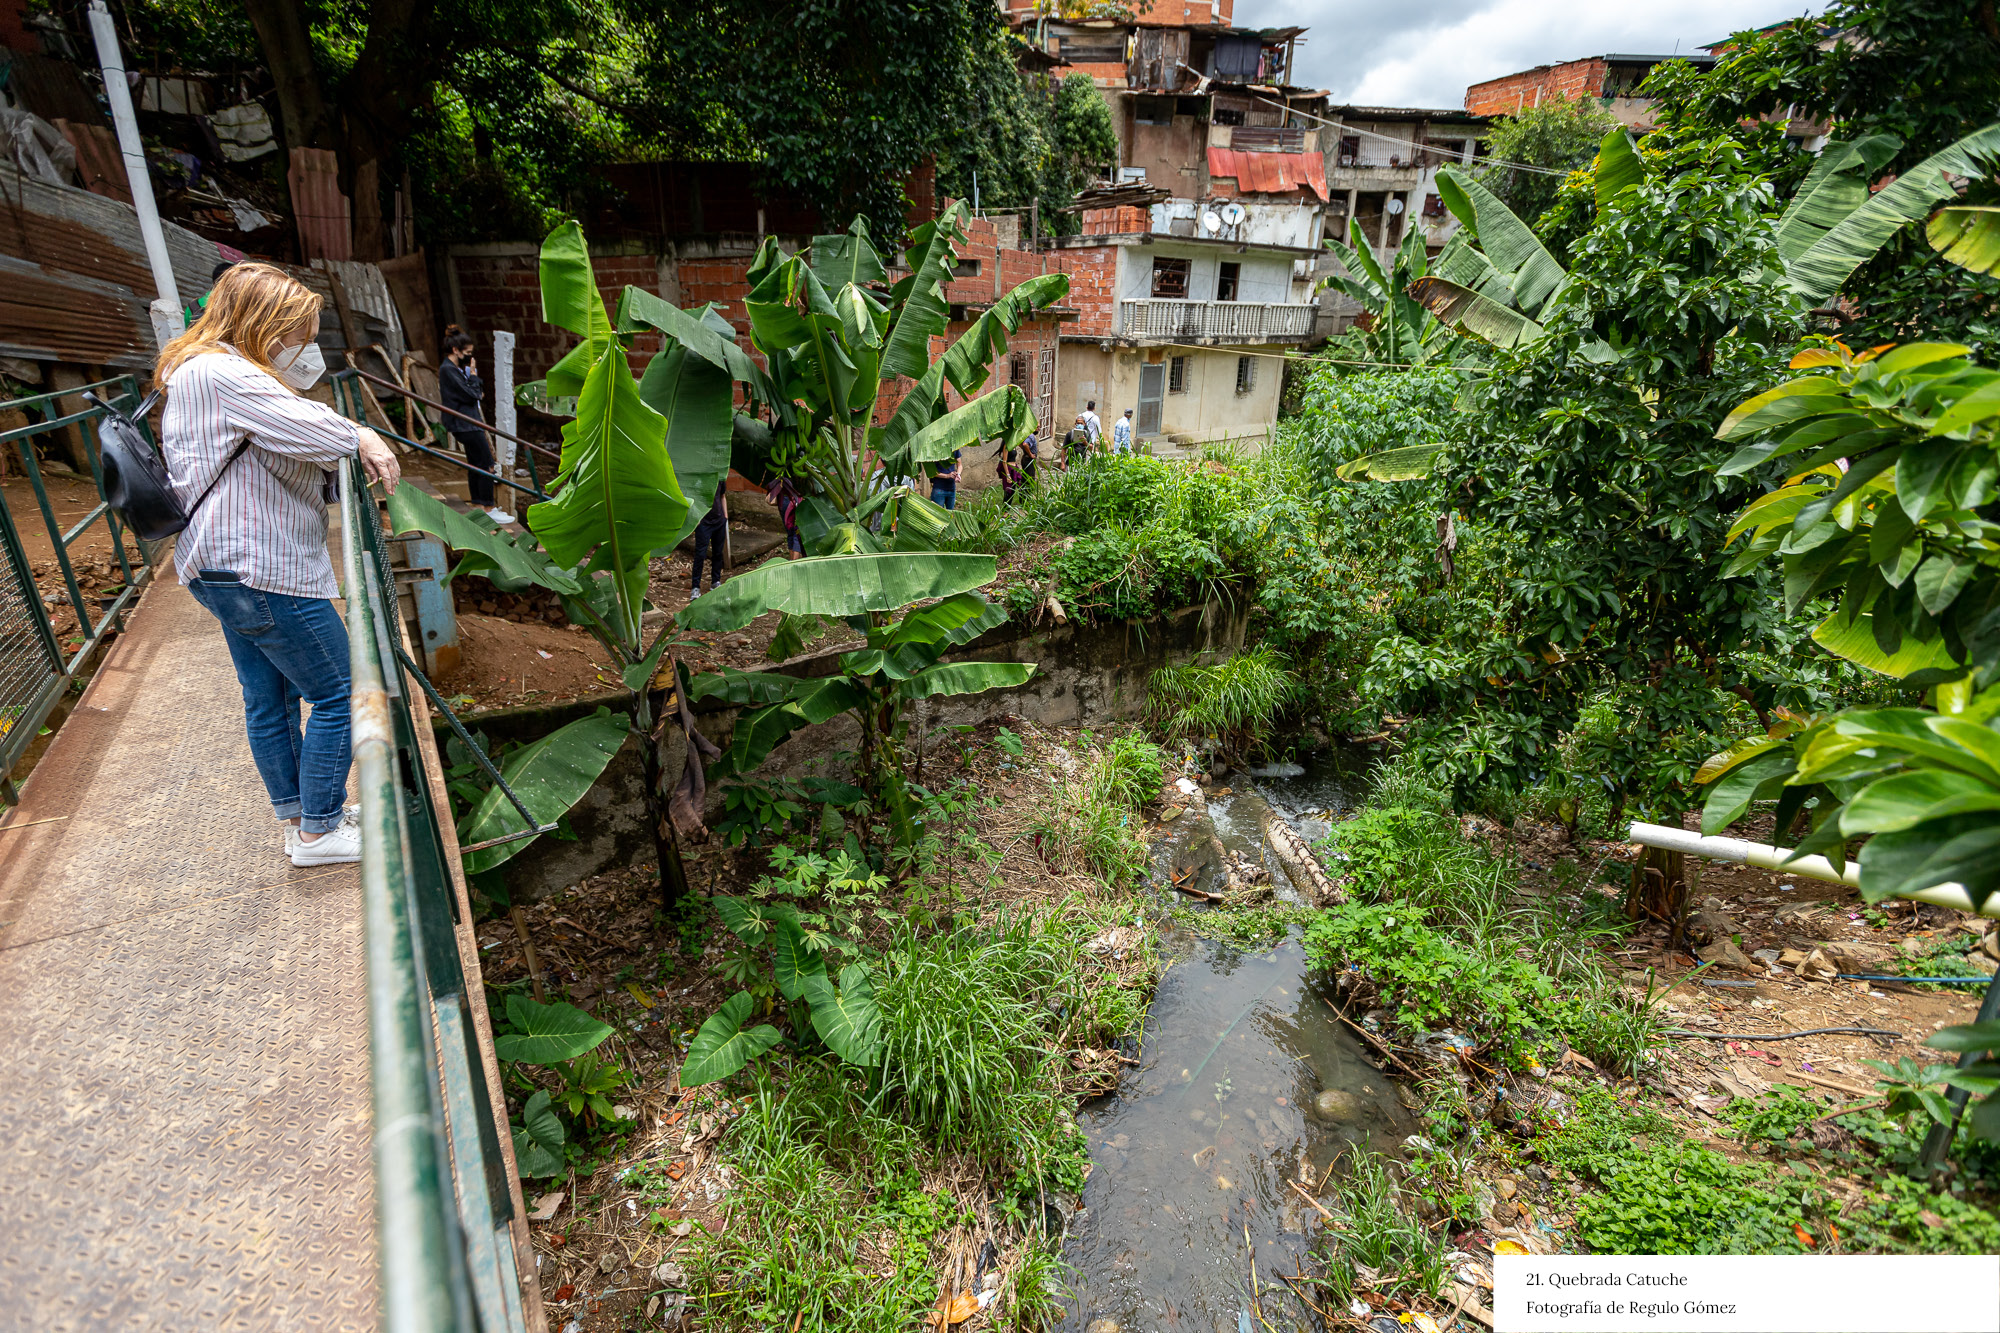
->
xmin=1233 ymin=0 xmax=1827 ymax=110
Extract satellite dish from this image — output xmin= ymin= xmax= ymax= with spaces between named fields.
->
xmin=1202 ymin=210 xmax=1223 ymax=233
xmin=1386 ymin=197 xmax=1405 ymax=215
xmin=1220 ymin=201 xmax=1246 ymax=225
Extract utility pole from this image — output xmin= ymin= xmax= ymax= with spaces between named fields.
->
xmin=87 ymin=0 xmax=183 ymax=347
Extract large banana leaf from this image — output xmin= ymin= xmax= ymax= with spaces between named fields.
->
xmin=892 ymin=384 xmax=1037 ymax=466
xmin=1408 ymin=277 xmax=1546 ymax=348
xmin=874 ymin=361 xmax=950 ymax=463
xmin=1435 ymin=167 xmax=1566 ymax=314
xmin=1928 ymin=206 xmax=2000 ymax=277
xmin=460 ymin=707 xmax=630 ymax=873
xmin=881 ymin=206 xmax=966 ymax=381
xmin=1431 ymin=233 xmax=1517 ymax=308
xmin=742 ymin=247 xmax=820 ymax=355
xmin=1335 ymin=443 xmax=1444 ymax=481
xmin=1773 ymin=135 xmax=1902 ymax=263
xmin=896 ymin=660 xmax=1034 ymax=700
xmin=385 ymin=485 xmax=581 ymax=595
xmin=1593 ymin=129 xmax=1647 ymax=210
xmin=679 ymin=551 xmax=1000 ymax=631
xmin=541 ymin=222 xmax=614 ymax=396
xmin=636 ymin=343 xmax=736 ymax=550
xmin=885 ymin=592 xmax=1008 ymax=648
xmin=939 ymin=272 xmax=1070 ymax=398
xmin=1786 ymin=122 xmax=2000 ymax=302
xmin=529 ymin=341 xmax=687 ymax=641
xmin=619 ymin=287 xmax=784 ymax=414
xmin=810 ymin=217 xmax=887 ymax=291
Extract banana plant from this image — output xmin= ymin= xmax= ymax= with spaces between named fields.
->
xmin=1410 ymin=124 xmax=2000 ymax=351
xmin=690 ymin=587 xmax=1031 ymax=844
xmin=388 ymin=220 xmax=734 ymax=903
xmin=1318 ymin=217 xmax=1455 ymax=367
xmin=618 ymin=202 xmax=1062 ymax=844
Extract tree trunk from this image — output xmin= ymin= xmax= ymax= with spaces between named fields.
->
xmin=630 ymin=693 xmax=693 ymax=909
xmin=240 ymin=0 xmax=338 ymax=153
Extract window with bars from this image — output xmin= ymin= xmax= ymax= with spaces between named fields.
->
xmin=1168 ymin=356 xmax=1188 ymax=393
xmin=1009 ymin=353 xmax=1028 ymax=387
xmin=1150 ymin=257 xmax=1190 ymax=299
xmin=1235 ymin=355 xmax=1256 ymax=395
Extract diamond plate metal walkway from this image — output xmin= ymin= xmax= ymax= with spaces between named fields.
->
xmin=0 ymin=577 xmax=377 ymax=1330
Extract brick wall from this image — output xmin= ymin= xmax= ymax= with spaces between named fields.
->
xmin=1063 ymin=245 xmax=1118 ymax=338
xmin=1464 ymin=58 xmax=1607 ymax=116
xmin=451 ymin=247 xmax=663 ymax=382
xmin=1081 ymin=205 xmax=1151 ymax=235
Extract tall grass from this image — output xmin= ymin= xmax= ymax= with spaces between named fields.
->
xmin=1030 ymin=733 xmax=1165 ymax=886
xmin=1310 ymin=1149 xmax=1452 ymax=1307
xmin=688 ymin=905 xmax=1148 ymax=1333
xmin=1147 ymin=647 xmax=1298 ymax=752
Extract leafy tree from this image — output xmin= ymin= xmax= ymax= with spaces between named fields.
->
xmin=1642 ymin=0 xmax=2000 ymax=347
xmin=1476 ymin=95 xmax=1619 ymax=234
xmin=937 ymin=63 xmax=1118 ymax=238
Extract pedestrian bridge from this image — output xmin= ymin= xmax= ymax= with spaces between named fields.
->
xmin=0 ymin=378 xmax=541 ymax=1330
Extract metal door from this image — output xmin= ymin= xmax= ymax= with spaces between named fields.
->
xmin=1035 ymin=348 xmax=1056 ymax=436
xmin=1136 ymin=363 xmax=1165 ymax=437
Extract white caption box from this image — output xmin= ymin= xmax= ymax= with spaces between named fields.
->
xmin=1495 ymin=1255 xmax=1999 ymax=1332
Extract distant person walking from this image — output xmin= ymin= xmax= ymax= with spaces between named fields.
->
xmin=1081 ymin=400 xmax=1102 ymax=448
xmin=931 ymin=450 xmax=961 ymax=509
xmin=691 ymin=485 xmax=728 ymax=598
xmin=1065 ymin=415 xmax=1093 ymax=467
xmin=154 ymin=262 xmax=402 ymax=866
xmin=1112 ymin=408 xmax=1134 ymax=454
xmin=996 ymin=442 xmax=1022 ymax=503
xmin=1020 ymin=431 xmax=1041 ymax=484
xmin=766 ymin=475 xmax=805 ymax=556
xmin=439 ymin=326 xmax=511 ymax=524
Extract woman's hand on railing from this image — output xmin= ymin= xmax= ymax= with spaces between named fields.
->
xmin=358 ymin=427 xmax=402 ymax=495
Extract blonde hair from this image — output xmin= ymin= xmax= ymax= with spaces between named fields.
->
xmin=154 ymin=262 xmax=323 ymax=391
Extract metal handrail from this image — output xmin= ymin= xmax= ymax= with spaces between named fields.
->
xmin=332 ymin=371 xmax=552 ymax=501
xmin=0 ymin=375 xmax=157 ymax=801
xmin=340 ymin=457 xmax=533 ymax=1331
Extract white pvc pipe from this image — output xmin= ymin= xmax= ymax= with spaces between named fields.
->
xmin=87 ymin=1 xmax=183 ymax=343
xmin=1628 ymin=821 xmax=1994 ymax=919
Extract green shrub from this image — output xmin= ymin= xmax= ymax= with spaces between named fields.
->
xmin=1088 ymin=733 xmax=1166 ymax=808
xmin=1030 ymin=734 xmax=1160 ymax=886
xmin=1303 ymin=899 xmax=1556 ymax=1066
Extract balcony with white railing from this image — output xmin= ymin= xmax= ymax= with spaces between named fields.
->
xmin=1116 ymin=299 xmax=1317 ymax=343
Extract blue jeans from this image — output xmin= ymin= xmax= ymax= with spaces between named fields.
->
xmin=188 ymin=573 xmax=352 ymax=833
xmin=931 ymin=485 xmax=957 ymax=510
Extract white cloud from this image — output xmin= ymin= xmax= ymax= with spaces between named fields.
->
xmin=1233 ymin=0 xmax=1827 ymax=110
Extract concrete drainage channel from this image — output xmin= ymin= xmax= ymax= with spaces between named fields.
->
xmin=1060 ymin=753 xmax=1421 ymax=1333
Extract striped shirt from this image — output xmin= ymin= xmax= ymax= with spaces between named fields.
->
xmin=163 ymin=351 xmax=361 ymax=599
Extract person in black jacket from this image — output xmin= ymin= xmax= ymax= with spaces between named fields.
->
xmin=439 ymin=326 xmax=510 ymax=523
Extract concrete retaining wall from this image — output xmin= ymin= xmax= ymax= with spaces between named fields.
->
xmin=450 ymin=598 xmax=1248 ymax=898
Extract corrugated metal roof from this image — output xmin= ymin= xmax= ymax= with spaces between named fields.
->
xmin=1205 ymin=148 xmax=1328 ymax=201
xmin=288 ymin=147 xmax=351 ymax=263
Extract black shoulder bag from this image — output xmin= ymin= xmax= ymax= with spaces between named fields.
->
xmin=85 ymin=390 xmax=251 ymax=542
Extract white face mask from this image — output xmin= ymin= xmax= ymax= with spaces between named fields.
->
xmin=272 ymin=341 xmax=326 ymax=390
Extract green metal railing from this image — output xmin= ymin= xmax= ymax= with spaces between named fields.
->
xmin=340 ymin=454 xmax=531 ymax=1332
xmin=0 ymin=375 xmax=157 ymax=801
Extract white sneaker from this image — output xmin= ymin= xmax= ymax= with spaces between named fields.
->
xmin=291 ymin=814 xmax=362 ymax=866
xmin=487 ymin=508 xmax=516 ymax=525
xmin=688 ymin=587 xmax=702 ymax=599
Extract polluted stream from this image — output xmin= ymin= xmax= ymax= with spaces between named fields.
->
xmin=1061 ymin=754 xmax=1418 ymax=1333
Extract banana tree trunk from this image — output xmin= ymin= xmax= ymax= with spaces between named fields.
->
xmin=630 ymin=690 xmax=693 ymax=907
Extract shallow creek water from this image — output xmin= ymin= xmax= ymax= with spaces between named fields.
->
xmin=1060 ymin=757 xmax=1418 ymax=1332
